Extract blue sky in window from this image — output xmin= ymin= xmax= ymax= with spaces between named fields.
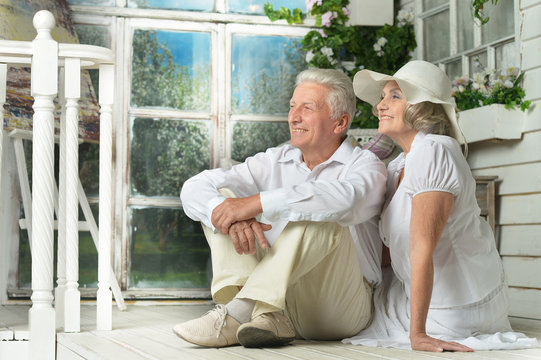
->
xmin=127 ymin=0 xmax=214 ymax=10
xmin=232 ymin=34 xmax=302 ymax=111
xmin=155 ymin=30 xmax=210 ymax=73
xmin=227 ymin=0 xmax=306 ymax=14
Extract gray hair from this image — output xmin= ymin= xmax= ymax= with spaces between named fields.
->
xmin=295 ymin=68 xmax=356 ymax=128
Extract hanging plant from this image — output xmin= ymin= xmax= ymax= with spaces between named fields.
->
xmin=472 ymin=0 xmax=500 ymax=24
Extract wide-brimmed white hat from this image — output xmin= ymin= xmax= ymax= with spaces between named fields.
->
xmin=353 ymin=60 xmax=465 ymax=144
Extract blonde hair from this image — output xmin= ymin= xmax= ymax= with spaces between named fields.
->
xmin=371 ymin=101 xmax=455 ymax=139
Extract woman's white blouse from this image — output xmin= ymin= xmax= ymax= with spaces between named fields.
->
xmin=380 ymin=132 xmax=505 ymax=308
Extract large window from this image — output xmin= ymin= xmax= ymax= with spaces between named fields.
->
xmin=416 ymin=0 xmax=516 ymax=79
xmin=62 ymin=1 xmax=308 ymax=297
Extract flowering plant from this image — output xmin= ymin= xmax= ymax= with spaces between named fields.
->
xmin=265 ymin=0 xmax=416 ymax=128
xmin=452 ymin=67 xmax=531 ymax=112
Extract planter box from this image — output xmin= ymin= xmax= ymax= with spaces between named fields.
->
xmin=458 ymin=104 xmax=525 ymax=144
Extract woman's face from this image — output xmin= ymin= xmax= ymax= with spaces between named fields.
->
xmin=376 ymin=81 xmax=410 ymax=139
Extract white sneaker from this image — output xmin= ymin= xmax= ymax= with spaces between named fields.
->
xmin=173 ymin=304 xmax=241 ymax=347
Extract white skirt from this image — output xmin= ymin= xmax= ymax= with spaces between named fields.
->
xmin=343 ymin=267 xmax=539 ymax=350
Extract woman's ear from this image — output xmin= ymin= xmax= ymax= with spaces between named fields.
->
xmin=334 ymin=113 xmax=350 ymax=134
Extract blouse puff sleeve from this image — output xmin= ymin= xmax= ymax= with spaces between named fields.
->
xmin=402 ymin=139 xmax=460 ymax=199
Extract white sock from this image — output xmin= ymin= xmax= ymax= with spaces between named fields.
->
xmin=225 ymin=298 xmax=255 ymax=324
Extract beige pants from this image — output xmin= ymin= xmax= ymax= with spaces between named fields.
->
xmin=202 ymin=193 xmax=373 ymax=340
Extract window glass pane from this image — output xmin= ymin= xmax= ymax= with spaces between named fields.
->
xmin=232 ymin=35 xmax=305 ymax=115
xmin=457 ymin=0 xmax=474 ymax=52
xmin=496 ymin=41 xmax=518 ymax=69
xmin=232 ymin=121 xmax=290 ymax=162
xmin=469 ymin=52 xmax=487 ymax=74
xmin=227 ymin=0 xmax=306 ymax=14
xmin=131 ymin=30 xmax=210 ymax=111
xmin=79 ymin=142 xmax=100 ymax=198
xmin=127 ymin=0 xmax=214 ymax=11
xmin=424 ymin=11 xmax=450 ymax=61
xmin=67 ymin=0 xmax=114 ymax=5
xmin=481 ymin=0 xmax=514 ymax=44
xmin=445 ymin=59 xmax=463 ymax=80
xmin=18 ymin=229 xmax=98 ymax=289
xmin=129 ymin=207 xmax=210 ymax=289
xmin=130 ymin=118 xmax=210 ymax=197
xmin=422 ymin=0 xmax=447 ymax=11
xmin=74 ymin=24 xmax=110 ymax=48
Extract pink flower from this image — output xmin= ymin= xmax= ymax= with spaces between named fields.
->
xmin=342 ymin=7 xmax=350 ymax=16
xmin=306 ymin=0 xmax=322 ymax=11
xmin=321 ymin=11 xmax=337 ymax=27
xmin=317 ymin=29 xmax=328 ymax=38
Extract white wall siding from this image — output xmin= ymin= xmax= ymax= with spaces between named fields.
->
xmin=463 ymin=0 xmax=541 ymax=320
xmin=499 ymin=225 xmax=541 ymax=256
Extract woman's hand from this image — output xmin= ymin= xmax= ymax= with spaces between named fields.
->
xmin=410 ymin=332 xmax=473 ymax=352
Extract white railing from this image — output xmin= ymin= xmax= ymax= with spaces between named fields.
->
xmin=0 ymin=10 xmax=123 ymax=359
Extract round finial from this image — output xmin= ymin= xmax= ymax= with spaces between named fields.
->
xmin=33 ymin=10 xmax=55 ymax=37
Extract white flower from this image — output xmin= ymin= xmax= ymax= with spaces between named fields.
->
xmin=503 ymin=80 xmax=514 ymax=88
xmin=397 ymin=8 xmax=414 ymax=26
xmin=341 ymin=61 xmax=355 ymax=72
xmin=377 ymin=51 xmax=384 ymax=57
xmin=320 ymin=46 xmax=334 ymax=57
xmin=305 ymin=50 xmax=315 ymax=63
xmin=373 ymin=43 xmax=381 ymax=52
xmin=377 ymin=37 xmax=388 ymax=47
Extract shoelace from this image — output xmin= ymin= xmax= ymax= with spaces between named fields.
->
xmin=213 ymin=304 xmax=228 ymax=338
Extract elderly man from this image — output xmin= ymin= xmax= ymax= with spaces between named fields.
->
xmin=174 ymin=68 xmax=386 ymax=348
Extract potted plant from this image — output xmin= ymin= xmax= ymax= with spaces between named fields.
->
xmin=453 ymin=66 xmax=531 ymax=143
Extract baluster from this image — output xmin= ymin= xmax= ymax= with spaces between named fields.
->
xmin=64 ymin=57 xmax=81 ymax=332
xmin=29 ymin=10 xmax=57 ymax=360
xmin=97 ymin=63 xmax=114 ymax=331
xmin=56 ymin=67 xmax=67 ymax=329
xmin=0 ymin=63 xmax=6 ymax=201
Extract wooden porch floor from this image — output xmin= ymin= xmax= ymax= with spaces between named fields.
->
xmin=2 ymin=302 xmax=541 ymax=359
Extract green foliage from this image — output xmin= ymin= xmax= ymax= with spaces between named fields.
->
xmin=131 ymin=30 xmax=210 ymax=110
xmin=130 ymin=118 xmax=210 ymax=197
xmin=265 ymin=0 xmax=417 ymax=128
xmin=472 ymin=0 xmax=500 ymax=24
xmin=233 ymin=40 xmax=306 ymax=117
xmin=232 ymin=122 xmax=291 ymax=161
xmin=452 ymin=67 xmax=531 ymax=112
xmin=264 ymin=3 xmax=304 ymax=24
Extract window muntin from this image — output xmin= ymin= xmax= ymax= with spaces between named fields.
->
xmin=419 ymin=0 xmax=516 ymax=79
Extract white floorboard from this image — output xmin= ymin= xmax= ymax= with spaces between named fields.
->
xmin=1 ymin=303 xmax=540 ymax=359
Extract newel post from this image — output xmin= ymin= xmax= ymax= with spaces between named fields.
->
xmin=29 ymin=9 xmax=57 ymax=360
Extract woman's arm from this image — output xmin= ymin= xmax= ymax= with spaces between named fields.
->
xmin=409 ymin=191 xmax=472 ymax=352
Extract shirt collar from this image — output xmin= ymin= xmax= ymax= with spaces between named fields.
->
xmin=278 ymin=138 xmax=354 ymax=166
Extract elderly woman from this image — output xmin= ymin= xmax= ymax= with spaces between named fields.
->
xmin=344 ymin=60 xmax=538 ymax=352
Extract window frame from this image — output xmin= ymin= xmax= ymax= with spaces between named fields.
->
xmin=66 ymin=4 xmax=310 ymax=298
xmin=414 ymin=0 xmax=520 ymax=77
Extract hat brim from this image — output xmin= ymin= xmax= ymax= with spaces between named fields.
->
xmin=353 ymin=69 xmax=465 ymax=144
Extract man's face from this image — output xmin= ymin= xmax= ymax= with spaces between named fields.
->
xmin=288 ymin=81 xmax=341 ymax=154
